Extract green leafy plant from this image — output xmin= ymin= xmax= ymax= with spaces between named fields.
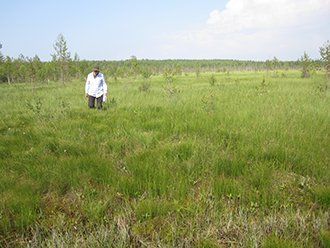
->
xmin=140 ymin=66 xmax=152 ymax=82
xmin=57 ymin=97 xmax=70 ymax=115
xmin=26 ymin=98 xmax=43 ymax=118
xmin=163 ymin=68 xmax=178 ymax=103
xmin=209 ymin=74 xmax=216 ymax=86
xmin=138 ymin=82 xmax=150 ymax=92
xmin=202 ymin=88 xmax=217 ymax=113
xmin=226 ymin=70 xmax=230 ymax=81
xmin=134 ymin=106 xmax=142 ymax=117
xmin=255 ymin=77 xmax=269 ymax=95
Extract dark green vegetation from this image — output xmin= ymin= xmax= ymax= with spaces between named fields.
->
xmin=0 ymin=51 xmax=325 ymax=85
xmin=1 ymin=70 xmax=330 ymax=247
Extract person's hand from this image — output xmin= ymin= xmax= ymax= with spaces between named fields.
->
xmin=85 ymin=93 xmax=88 ymax=98
xmin=104 ymin=93 xmax=107 ymax=97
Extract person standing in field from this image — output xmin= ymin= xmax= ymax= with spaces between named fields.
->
xmin=85 ymin=65 xmax=107 ymax=110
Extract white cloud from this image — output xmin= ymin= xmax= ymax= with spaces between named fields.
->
xmin=207 ymin=0 xmax=330 ymax=33
xmin=166 ymin=0 xmax=330 ymax=60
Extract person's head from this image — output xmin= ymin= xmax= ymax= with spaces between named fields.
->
xmin=93 ymin=65 xmax=100 ymax=76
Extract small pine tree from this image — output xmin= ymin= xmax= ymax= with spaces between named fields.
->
xmin=195 ymin=62 xmax=201 ymax=79
xmin=163 ymin=68 xmax=177 ymax=103
xmin=175 ymin=64 xmax=182 ymax=77
xmin=265 ymin=59 xmax=272 ymax=76
xmin=130 ymin=55 xmax=139 ymax=79
xmin=0 ymin=43 xmax=3 ymax=63
xmin=300 ymin=51 xmax=312 ymax=78
xmin=272 ymin=56 xmax=279 ymax=77
xmin=319 ymin=40 xmax=330 ymax=91
xmin=53 ymin=33 xmax=71 ymax=86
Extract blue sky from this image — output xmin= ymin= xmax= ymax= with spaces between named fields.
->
xmin=1 ymin=0 xmax=329 ymax=61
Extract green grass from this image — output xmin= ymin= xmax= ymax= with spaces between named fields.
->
xmin=0 ymin=70 xmax=330 ymax=247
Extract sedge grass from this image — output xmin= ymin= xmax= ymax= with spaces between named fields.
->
xmin=0 ymin=70 xmax=330 ymax=246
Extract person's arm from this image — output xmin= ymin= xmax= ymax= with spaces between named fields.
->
xmin=103 ymin=75 xmax=107 ymax=97
xmin=85 ymin=74 xmax=89 ymax=97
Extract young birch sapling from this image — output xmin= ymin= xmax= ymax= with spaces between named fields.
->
xmin=163 ymin=68 xmax=178 ymax=103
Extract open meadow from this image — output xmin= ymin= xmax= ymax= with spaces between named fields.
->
xmin=1 ymin=70 xmax=330 ymax=247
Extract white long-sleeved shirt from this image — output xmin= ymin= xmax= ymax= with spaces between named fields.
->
xmin=85 ymin=72 xmax=107 ymax=98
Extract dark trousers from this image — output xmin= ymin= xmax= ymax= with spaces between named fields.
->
xmin=88 ymin=95 xmax=103 ymax=109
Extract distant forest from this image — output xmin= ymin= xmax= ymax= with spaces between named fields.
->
xmin=0 ymin=34 xmax=327 ymax=85
xmin=0 ymin=55 xmax=325 ymax=85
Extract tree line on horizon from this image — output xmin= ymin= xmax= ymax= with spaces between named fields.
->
xmin=0 ymin=34 xmax=329 ymax=87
